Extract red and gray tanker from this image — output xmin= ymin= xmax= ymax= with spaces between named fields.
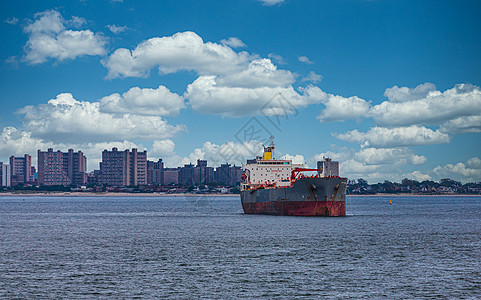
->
xmin=240 ymin=138 xmax=347 ymax=216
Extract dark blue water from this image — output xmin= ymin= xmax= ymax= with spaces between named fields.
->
xmin=1 ymin=195 xmax=480 ymax=298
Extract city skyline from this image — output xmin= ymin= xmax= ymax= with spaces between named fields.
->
xmin=1 ymin=0 xmax=481 ymax=183
xmin=0 ymin=146 xmax=245 ymax=187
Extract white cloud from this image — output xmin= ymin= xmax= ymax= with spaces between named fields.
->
xmin=301 ymin=71 xmax=322 ymax=83
xmin=168 ymin=140 xmax=264 ymax=168
xmin=259 ymin=0 xmax=285 ymax=6
xmin=298 ymin=56 xmax=313 ymax=64
xmin=406 ymin=171 xmax=433 ymax=182
xmin=280 ymin=154 xmax=305 ymax=165
xmin=69 ymin=16 xmax=86 ymax=28
xmin=313 ymin=147 xmax=427 ymax=184
xmin=371 ymin=83 xmax=481 ymax=128
xmin=383 ymin=82 xmax=437 ymax=103
xmin=106 ymin=24 xmax=127 ymax=34
xmin=317 ymin=94 xmax=370 ymax=123
xmin=467 ymin=157 xmax=481 ymax=169
xmin=429 ymin=157 xmax=481 ymax=183
xmin=23 ymin=10 xmax=106 ymax=64
xmin=103 ymin=31 xmax=328 ymax=118
xmin=0 ymin=126 xmax=144 ymax=171
xmin=17 ymin=93 xmax=186 ymax=143
xmin=334 ymin=125 xmax=450 ymax=148
xmin=439 ymin=115 xmax=481 ymax=134
xmin=151 ymin=139 xmax=176 ymax=157
xmin=0 ymin=126 xmax=61 ymax=160
xmin=268 ymin=53 xmax=286 ymax=65
xmin=354 ymin=147 xmax=426 ymax=166
xmin=4 ymin=17 xmax=18 ymax=25
xmin=186 ymin=77 xmax=323 ymax=117
xmin=214 ymin=58 xmax=295 ymax=88
xmin=102 ymin=31 xmax=251 ymax=78
xmin=99 ymin=85 xmax=185 ymax=116
xmin=313 ymin=149 xmax=354 ymax=164
xmin=220 ymin=37 xmax=246 ymax=48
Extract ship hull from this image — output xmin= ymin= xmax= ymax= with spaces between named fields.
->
xmin=241 ymin=177 xmax=347 ymax=216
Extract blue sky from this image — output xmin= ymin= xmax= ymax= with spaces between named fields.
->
xmin=1 ymin=0 xmax=480 ymax=183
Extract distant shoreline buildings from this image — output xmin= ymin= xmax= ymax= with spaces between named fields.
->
xmin=0 ymin=147 xmax=243 ymax=189
xmin=1 ymin=148 xmax=479 ymax=194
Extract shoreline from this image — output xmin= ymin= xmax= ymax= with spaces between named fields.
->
xmin=348 ymin=193 xmax=479 ymax=197
xmin=0 ymin=192 xmax=478 ymax=197
xmin=0 ymin=192 xmax=239 ymax=197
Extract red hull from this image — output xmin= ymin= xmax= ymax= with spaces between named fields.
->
xmin=242 ymin=200 xmax=345 ymax=216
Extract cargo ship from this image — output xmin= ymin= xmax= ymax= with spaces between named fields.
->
xmin=240 ymin=138 xmax=347 ymax=216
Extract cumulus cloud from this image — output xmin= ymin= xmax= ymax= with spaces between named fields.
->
xmin=0 ymin=126 xmax=62 ymax=159
xmin=439 ymin=115 xmax=481 ymax=134
xmin=298 ymin=56 xmax=313 ymax=64
xmin=186 ymin=78 xmax=323 ymax=117
xmin=214 ymin=58 xmax=295 ymax=88
xmin=167 ymin=140 xmax=264 ymax=168
xmin=103 ymin=31 xmax=330 ymax=118
xmin=353 ymin=147 xmax=426 ymax=166
xmin=467 ymin=157 xmax=481 ymax=169
xmin=418 ymin=157 xmax=481 ymax=183
xmin=312 ymin=147 xmax=427 ymax=184
xmin=334 ymin=125 xmax=450 ymax=148
xmin=102 ymin=31 xmax=251 ymax=78
xmin=17 ymin=93 xmax=185 ymax=143
xmin=220 ymin=37 xmax=246 ymax=48
xmin=406 ymin=171 xmax=433 ymax=182
xmin=313 ymin=149 xmax=354 ymax=164
xmin=301 ymin=71 xmax=322 ymax=83
xmin=151 ymin=139 xmax=176 ymax=157
xmin=268 ymin=53 xmax=286 ymax=65
xmin=317 ymin=94 xmax=370 ymax=122
xmin=0 ymin=126 xmax=144 ymax=171
xmin=99 ymin=85 xmax=185 ymax=116
xmin=371 ymin=83 xmax=481 ymax=129
xmin=106 ymin=24 xmax=127 ymax=34
xmin=23 ymin=10 xmax=107 ymax=65
xmin=383 ymin=82 xmax=437 ymax=103
xmin=280 ymin=154 xmax=305 ymax=165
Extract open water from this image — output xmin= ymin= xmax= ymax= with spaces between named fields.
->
xmin=0 ymin=195 xmax=480 ymax=299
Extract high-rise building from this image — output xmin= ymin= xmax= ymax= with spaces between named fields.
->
xmin=179 ymin=163 xmax=194 ymax=186
xmin=99 ymin=148 xmax=147 ymax=186
xmin=229 ymin=165 xmax=242 ymax=187
xmin=9 ymin=154 xmax=33 ymax=185
xmin=214 ymin=163 xmax=242 ymax=186
xmin=317 ymin=158 xmax=339 ymax=177
xmin=37 ymin=149 xmax=87 ymax=186
xmin=147 ymin=159 xmax=164 ymax=185
xmin=0 ymin=162 xmax=11 ymax=187
xmin=162 ymin=168 xmax=179 ymax=185
xmin=215 ymin=163 xmax=231 ymax=185
xmin=193 ymin=159 xmax=214 ymax=185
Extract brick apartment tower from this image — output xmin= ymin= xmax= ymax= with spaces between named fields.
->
xmin=0 ymin=162 xmax=12 ymax=187
xmin=99 ymin=148 xmax=147 ymax=186
xmin=9 ymin=154 xmax=33 ymax=185
xmin=37 ymin=149 xmax=87 ymax=186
